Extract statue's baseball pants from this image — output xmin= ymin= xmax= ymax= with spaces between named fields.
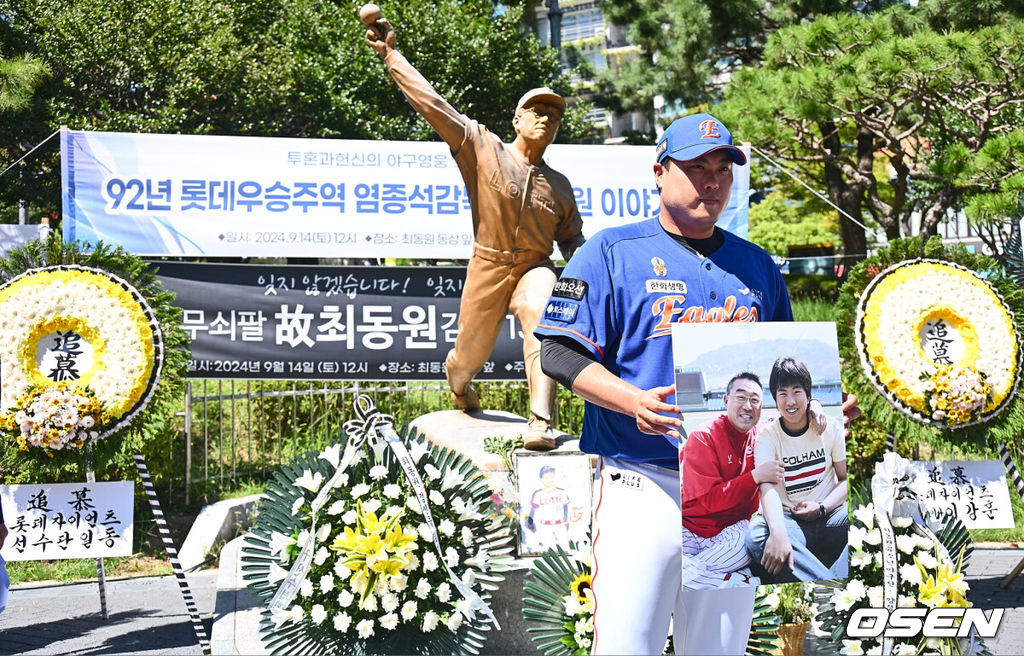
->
xmin=445 ymin=245 xmax=557 ymax=425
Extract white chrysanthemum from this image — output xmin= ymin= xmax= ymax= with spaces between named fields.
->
xmin=310 ymin=604 xmax=327 ymax=625
xmin=891 ymin=516 xmax=913 ymax=528
xmin=369 ymin=464 xmax=388 ymax=481
xmin=422 ymin=610 xmax=439 ymax=632
xmin=316 ymin=523 xmax=332 ymax=543
xmin=381 ymin=592 xmax=400 ymax=613
xmin=461 ymin=569 xmax=476 ymax=588
xmin=867 ymin=585 xmax=884 ymax=608
xmin=337 ymin=589 xmax=355 ymax=607
xmin=461 ymin=526 xmax=475 ymax=548
xmin=445 ymin=547 xmax=460 ymax=568
xmin=437 ymin=582 xmax=452 ymax=603
xmin=334 ymin=560 xmax=352 ymax=579
xmin=407 ymin=496 xmax=422 ymax=515
xmin=438 ymin=519 xmax=456 ymax=537
xmin=864 ymin=529 xmax=882 ymax=546
xmin=356 ymin=619 xmax=375 ymax=639
xmin=383 ymin=483 xmax=401 ymax=499
xmin=424 ymin=464 xmax=442 ymax=480
xmin=429 ymin=490 xmax=445 ymax=506
xmin=319 ymin=573 xmax=335 ymax=593
xmin=363 ymin=498 xmax=382 ymax=514
xmin=389 ymin=574 xmax=409 ymax=592
xmin=300 ymin=578 xmax=314 ymax=597
xmin=900 ymin=563 xmax=922 ymax=586
xmin=327 ymin=499 xmax=346 ymax=516
xmin=917 ymin=551 xmax=940 ymax=570
xmin=333 ymin=612 xmax=352 ymax=633
xmin=342 ymin=509 xmax=358 ymax=525
xmin=314 ymin=546 xmax=329 ymax=567
xmin=896 ymin=534 xmax=917 ymax=554
xmin=351 ymin=483 xmax=371 ymax=498
xmin=447 ymin=612 xmax=464 ymax=631
xmin=415 ymin=578 xmax=431 ymax=599
xmin=379 ymin=612 xmax=399 ymax=630
xmin=842 ymin=640 xmax=864 ymax=655
xmin=363 ymin=593 xmax=379 ymax=612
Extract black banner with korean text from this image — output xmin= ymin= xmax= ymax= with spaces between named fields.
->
xmin=153 ymin=262 xmax=529 ymax=380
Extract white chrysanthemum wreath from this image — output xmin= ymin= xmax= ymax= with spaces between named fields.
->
xmin=242 ymin=398 xmax=514 ymax=655
xmin=854 ymin=259 xmax=1019 ymax=429
xmin=0 ymin=265 xmax=163 ymax=453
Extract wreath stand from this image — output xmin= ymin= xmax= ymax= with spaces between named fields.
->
xmin=134 ymin=454 xmax=211 ymax=655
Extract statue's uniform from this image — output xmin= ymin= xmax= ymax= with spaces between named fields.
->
xmin=383 ymin=50 xmax=583 ymax=427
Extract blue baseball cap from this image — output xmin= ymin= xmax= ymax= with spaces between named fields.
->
xmin=539 ymin=465 xmax=555 ymax=478
xmin=655 ymin=113 xmax=747 ymax=165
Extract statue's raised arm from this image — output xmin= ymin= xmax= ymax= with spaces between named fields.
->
xmin=359 ymin=4 xmax=584 ymax=451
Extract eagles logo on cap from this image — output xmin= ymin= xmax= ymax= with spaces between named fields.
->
xmin=655 ymin=112 xmax=747 ymax=165
xmin=652 ymin=257 xmax=667 ymax=277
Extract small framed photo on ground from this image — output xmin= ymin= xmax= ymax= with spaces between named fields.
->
xmin=515 ymin=451 xmax=593 ymax=557
xmin=672 ymin=321 xmax=849 ymax=588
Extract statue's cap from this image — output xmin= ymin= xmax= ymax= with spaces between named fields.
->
xmin=516 ymin=87 xmax=565 ymax=114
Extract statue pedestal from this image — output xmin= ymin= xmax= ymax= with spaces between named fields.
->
xmin=409 ymin=409 xmax=585 ymax=481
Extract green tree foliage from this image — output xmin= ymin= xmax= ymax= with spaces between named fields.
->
xmin=594 ymin=0 xmax=859 ymax=118
xmin=0 ymin=0 xmax=586 ymax=222
xmin=748 ymin=190 xmax=837 ymax=258
xmin=717 ymin=7 xmax=1024 ymax=259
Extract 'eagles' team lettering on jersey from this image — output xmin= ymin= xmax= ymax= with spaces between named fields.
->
xmin=536 ymin=217 xmax=791 ymax=468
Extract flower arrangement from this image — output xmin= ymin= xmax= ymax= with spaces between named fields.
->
xmin=523 ymin=543 xmax=782 ymax=656
xmin=0 ymin=381 xmax=110 ymax=453
xmin=763 ymin=582 xmax=815 ymax=625
xmin=921 ymin=365 xmax=991 ymax=426
xmin=836 ymin=236 xmax=1024 ymax=449
xmin=0 ymin=236 xmax=187 ymax=473
xmin=812 ymin=502 xmax=984 ymax=656
xmin=242 ymin=416 xmax=513 ymax=655
xmin=0 ymin=265 xmax=162 ymax=453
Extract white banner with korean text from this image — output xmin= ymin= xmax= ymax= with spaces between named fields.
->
xmin=61 ymin=130 xmax=750 ymax=257
xmin=0 ymin=482 xmax=134 ymax=560
xmin=905 ymin=460 xmax=1013 ymax=529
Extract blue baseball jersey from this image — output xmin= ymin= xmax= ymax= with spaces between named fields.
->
xmin=535 ymin=218 xmax=793 ymax=468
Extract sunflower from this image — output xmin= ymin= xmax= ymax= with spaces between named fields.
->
xmin=570 ymin=572 xmax=592 ymax=604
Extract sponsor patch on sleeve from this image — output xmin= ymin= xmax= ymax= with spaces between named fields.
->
xmin=543 ymin=299 xmax=580 ymax=323
xmin=552 ymin=277 xmax=588 ymax=301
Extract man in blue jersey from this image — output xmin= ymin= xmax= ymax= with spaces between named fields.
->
xmin=536 ymin=112 xmax=790 ymax=654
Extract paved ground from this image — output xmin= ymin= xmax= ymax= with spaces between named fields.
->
xmin=0 ymin=571 xmax=217 ymax=655
xmin=1 ymin=549 xmax=1023 ymax=655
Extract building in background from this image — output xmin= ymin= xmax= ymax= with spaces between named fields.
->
xmin=532 ymin=1 xmax=652 ymax=143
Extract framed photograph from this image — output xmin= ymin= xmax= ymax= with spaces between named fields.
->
xmin=672 ymin=321 xmax=849 ymax=588
xmin=514 ymin=451 xmax=593 ymax=557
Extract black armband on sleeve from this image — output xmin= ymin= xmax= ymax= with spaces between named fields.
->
xmin=541 ymin=334 xmax=598 ymax=390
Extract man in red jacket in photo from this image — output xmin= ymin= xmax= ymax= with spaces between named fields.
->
xmin=679 ymin=371 xmax=785 ymax=589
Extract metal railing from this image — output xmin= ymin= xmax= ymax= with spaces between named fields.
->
xmin=175 ymin=379 xmax=586 ymax=505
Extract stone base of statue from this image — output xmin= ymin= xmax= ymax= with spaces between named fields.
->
xmin=409 ymin=409 xmax=582 ymax=477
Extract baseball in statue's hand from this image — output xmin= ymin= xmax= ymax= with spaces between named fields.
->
xmin=359 ymin=3 xmax=381 ymax=26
